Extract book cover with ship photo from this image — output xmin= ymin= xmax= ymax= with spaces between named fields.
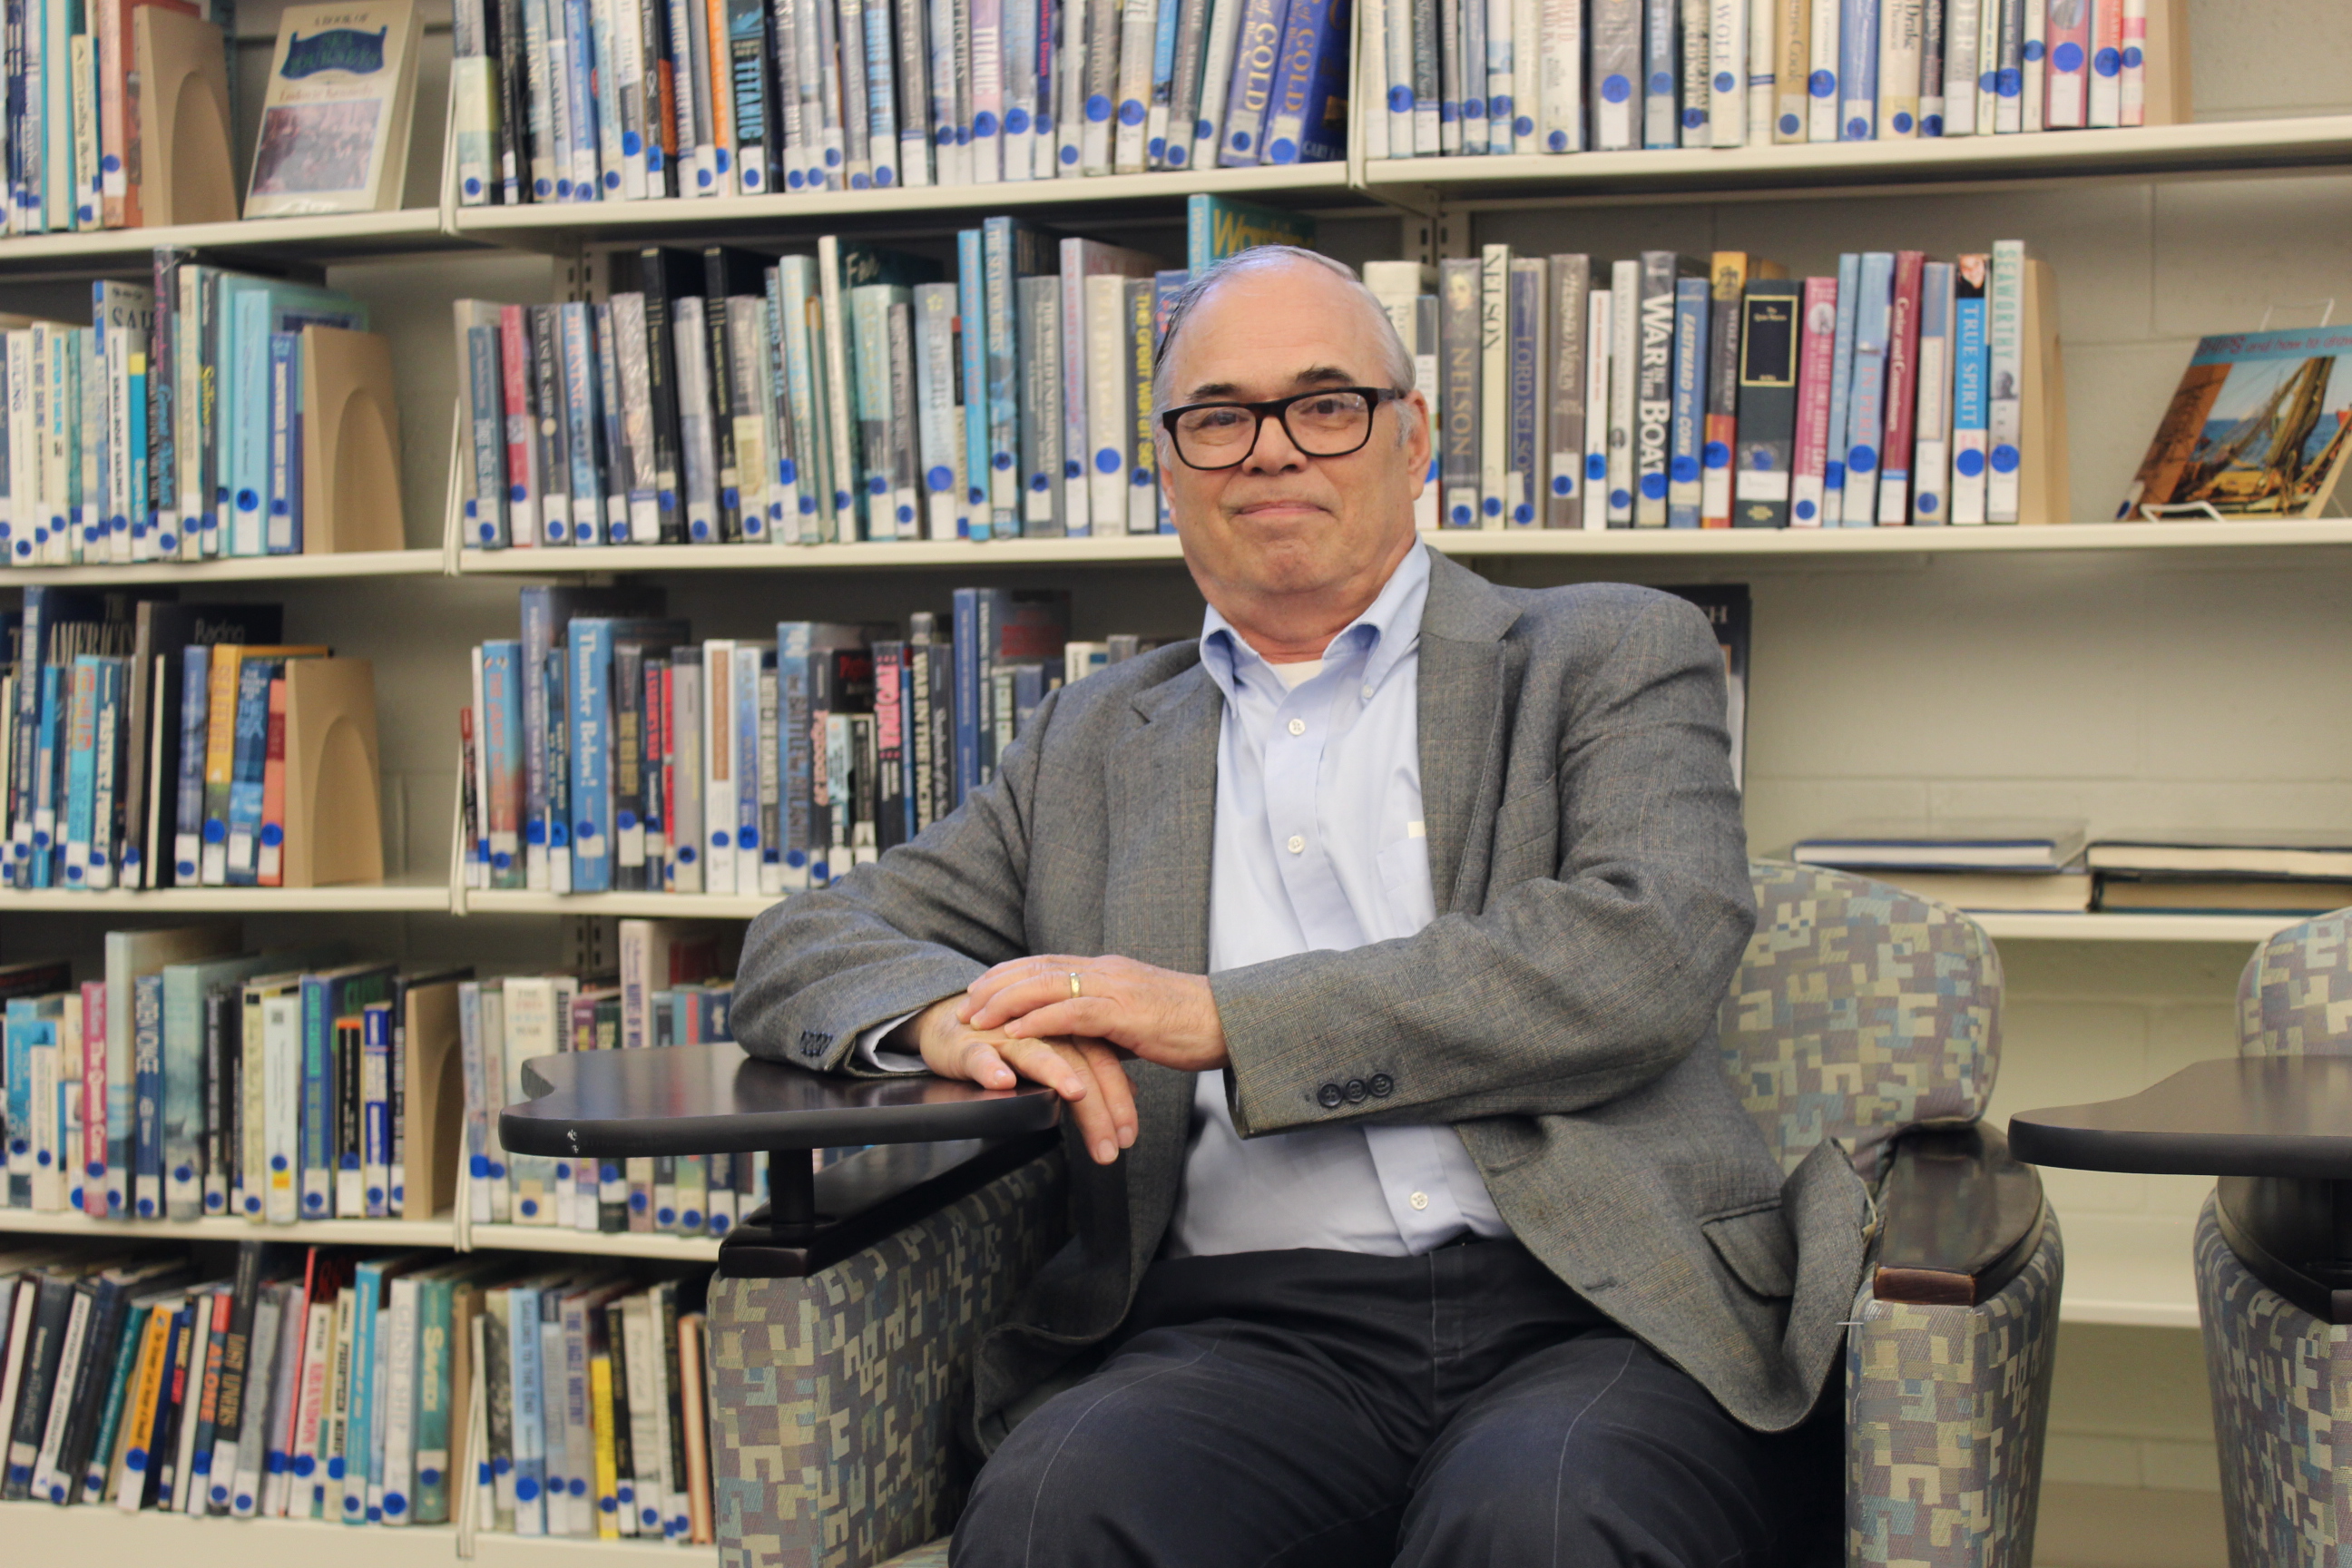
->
xmin=2119 ymin=325 xmax=2352 ymax=520
xmin=244 ymin=0 xmax=422 ymax=217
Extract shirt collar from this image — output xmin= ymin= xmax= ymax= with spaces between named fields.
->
xmin=1199 ymin=541 xmax=1431 ymax=705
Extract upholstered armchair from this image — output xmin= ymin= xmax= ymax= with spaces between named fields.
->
xmin=704 ymin=861 xmax=2061 ymax=1568
xmin=2196 ymin=908 xmax=2352 ymax=1566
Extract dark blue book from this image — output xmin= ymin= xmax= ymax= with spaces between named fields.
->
xmin=221 ymin=655 xmax=284 ymax=886
xmin=1669 ymin=277 xmax=1710 ymax=528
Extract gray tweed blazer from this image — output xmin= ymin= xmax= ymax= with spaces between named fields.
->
xmin=731 ymin=549 xmax=1870 ymax=1449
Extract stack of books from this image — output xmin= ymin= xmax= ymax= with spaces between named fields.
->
xmin=0 ymin=926 xmax=466 ymax=1223
xmin=449 ymin=0 xmax=1350 ymax=203
xmin=4 ymin=593 xmax=384 ymax=893
xmin=1365 ymin=0 xmax=2180 ymax=162
xmin=1789 ymin=820 xmax=2090 ymax=909
xmin=458 ymin=920 xmax=781 ymax=1240
xmin=457 ymin=583 xmax=1166 ymax=896
xmin=2087 ymin=833 xmax=2352 ymax=915
xmin=1396 ymin=240 xmax=2063 ymax=533
xmin=455 ymin=197 xmax=1308 ymax=551
xmin=0 ymin=1240 xmax=720 ymax=1543
xmin=0 ymin=260 xmax=404 ymax=568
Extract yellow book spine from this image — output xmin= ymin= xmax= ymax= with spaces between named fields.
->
xmin=113 ymin=1302 xmax=175 ymax=1508
xmin=589 ymin=1352 xmax=621 ymax=1541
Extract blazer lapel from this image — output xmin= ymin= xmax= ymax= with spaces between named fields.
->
xmin=1416 ymin=553 xmax=1524 ymax=916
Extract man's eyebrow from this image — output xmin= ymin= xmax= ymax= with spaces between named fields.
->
xmin=1180 ymin=365 xmax=1362 ymax=403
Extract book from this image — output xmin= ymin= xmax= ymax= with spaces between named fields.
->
xmin=2094 ymin=877 xmax=2352 ymax=916
xmin=1733 ymin=279 xmax=1802 ymax=527
xmin=2118 ymin=325 xmax=2352 ymax=523
xmin=2085 ymin=833 xmax=2352 ymax=881
xmin=1792 ymin=820 xmax=2090 ymax=871
xmin=244 ymin=1 xmax=425 ymax=217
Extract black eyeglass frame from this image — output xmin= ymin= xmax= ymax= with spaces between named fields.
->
xmin=1156 ymin=386 xmax=1413 ymax=472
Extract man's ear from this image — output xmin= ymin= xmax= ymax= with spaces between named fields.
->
xmin=1403 ymin=390 xmax=1432 ymax=501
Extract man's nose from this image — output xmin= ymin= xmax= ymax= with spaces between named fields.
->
xmin=1243 ymin=411 xmax=1308 ymax=473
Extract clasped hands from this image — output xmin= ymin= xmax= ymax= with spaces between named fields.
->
xmin=905 ymin=956 xmax=1229 ymax=1167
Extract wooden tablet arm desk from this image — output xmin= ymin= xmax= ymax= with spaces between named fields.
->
xmin=2011 ymin=1056 xmax=2352 ymax=1323
xmin=499 ymin=1043 xmax=1063 ymax=1278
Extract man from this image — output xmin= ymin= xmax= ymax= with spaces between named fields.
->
xmin=732 ymin=246 xmax=1868 ymax=1565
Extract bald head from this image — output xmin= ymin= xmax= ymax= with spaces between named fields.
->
xmin=1152 ymin=246 xmax=1416 ymax=416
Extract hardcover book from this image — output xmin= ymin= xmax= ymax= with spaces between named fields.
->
xmin=245 ymin=0 xmax=425 ymax=218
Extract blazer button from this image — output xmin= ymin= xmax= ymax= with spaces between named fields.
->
xmin=1367 ymin=1073 xmax=1394 ymax=1098
xmin=1344 ymin=1079 xmax=1368 ymax=1103
xmin=1317 ymin=1083 xmax=1344 ymax=1109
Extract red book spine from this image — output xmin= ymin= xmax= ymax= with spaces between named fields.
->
xmin=648 ymin=659 xmax=671 ymax=876
xmin=1791 ymin=277 xmax=1839 ymax=528
xmin=1878 ymin=251 xmax=1926 ymax=524
xmin=81 ymin=979 xmax=107 ymax=1216
xmin=257 ymin=676 xmax=287 ymax=887
xmin=498 ymin=305 xmax=539 ymax=546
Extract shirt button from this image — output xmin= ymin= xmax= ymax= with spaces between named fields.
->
xmin=1287 ymin=717 xmax=1306 ymax=736
xmin=1362 ymin=684 xmax=1376 ymax=699
xmin=1409 ymin=1191 xmax=1430 ymax=1210
xmin=1287 ymin=834 xmax=1305 ymax=854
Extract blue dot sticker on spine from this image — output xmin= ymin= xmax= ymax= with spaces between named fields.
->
xmin=1670 ymin=456 xmax=1698 ymax=482
xmin=1610 ymin=487 xmax=1631 ymax=509
xmin=1990 ymin=444 xmax=2020 ymax=474
xmin=1640 ymin=473 xmax=1668 ymax=500
xmin=1450 ymin=503 xmax=1471 ymax=524
xmin=2094 ymin=46 xmax=2122 ymax=75
xmin=2024 ymin=38 xmax=2044 ymax=62
xmin=1682 ymin=107 xmax=1704 ymax=129
xmin=1389 ymin=85 xmax=1411 ymax=112
xmin=1893 ymin=112 xmax=1913 ymax=133
xmin=1267 ymin=139 xmax=1297 ymax=162
xmin=1552 ymin=475 xmax=1571 ymax=496
xmin=1846 ymin=117 xmax=1869 ymax=138
xmin=1096 ymin=447 xmax=1120 ymax=474
xmin=1847 ymin=444 xmax=1878 ymax=475
xmin=1483 ymin=495 xmax=1501 ymax=515
xmin=1810 ymin=70 xmax=1834 ymax=97
xmin=1795 ymin=498 xmax=1817 ymax=521
xmin=1167 ymin=144 xmax=1188 ymax=165
xmin=1713 ymin=72 xmax=1735 ymax=94
xmin=1549 ymin=130 xmax=1568 ymax=151
xmin=1702 ymin=441 xmax=1730 ymax=469
xmin=1514 ymin=115 xmax=1534 ymax=137
xmin=2053 ymin=40 xmax=2083 ymax=72
xmin=1587 ymin=454 xmax=1607 ymax=481
xmin=1955 ymin=448 xmax=1986 ymax=477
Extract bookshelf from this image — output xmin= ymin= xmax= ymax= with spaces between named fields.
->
xmin=2 ymin=1501 xmax=693 ymax=1564
xmin=0 ymin=0 xmax=2342 ymax=1553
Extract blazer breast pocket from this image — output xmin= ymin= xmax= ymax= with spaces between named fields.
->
xmin=1490 ymin=772 xmax=1560 ymax=873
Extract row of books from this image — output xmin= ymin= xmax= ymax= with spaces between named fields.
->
xmin=1392 ymin=239 xmax=2057 ymax=530
xmin=0 ymin=927 xmax=462 ymax=1224
xmin=2 ymin=593 xmax=384 ymax=893
xmin=1792 ymin=823 xmax=2352 ymax=915
xmin=459 ymin=926 xmax=767 ymax=1237
xmin=5 ymin=0 xmax=429 ymax=236
xmin=451 ymin=0 xmax=1350 ymax=207
xmin=0 ymin=1241 xmax=719 ymax=1542
xmin=456 ymin=585 xmax=1145 ymax=896
xmin=0 ymin=258 xmax=410 ymax=568
xmin=1365 ymin=0 xmax=2171 ymax=163
xmin=456 ymin=200 xmax=1308 ymax=553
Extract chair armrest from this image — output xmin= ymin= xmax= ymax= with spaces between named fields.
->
xmin=1873 ymin=1123 xmax=2047 ymax=1307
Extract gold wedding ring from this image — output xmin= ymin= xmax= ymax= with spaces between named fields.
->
xmin=1068 ymin=970 xmax=1083 ymax=999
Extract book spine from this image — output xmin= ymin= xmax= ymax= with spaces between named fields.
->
xmin=1877 ymin=250 xmax=1925 ymax=523
xmin=1668 ymin=276 xmax=1709 ymax=528
xmin=1820 ymin=250 xmax=1859 ymax=524
xmin=886 ymin=299 xmax=921 ymax=540
xmin=1877 ymin=0 xmax=1921 ymax=136
xmin=1702 ymin=254 xmax=1746 ymax=528
xmin=1504 ymin=260 xmax=1541 ymax=527
xmin=1581 ymin=287 xmax=1611 ymax=530
xmin=1912 ymin=260 xmax=1954 ymax=525
xmin=1082 ymin=273 xmax=1127 ymax=539
xmin=981 ymin=221 xmax=1024 ymax=533
xmin=1986 ymin=237 xmax=2024 ymax=523
xmin=1125 ymin=279 xmax=1157 ymax=534
xmin=2021 ymin=0 xmax=2045 ymax=131
xmin=1437 ymin=256 xmax=1480 ymax=526
xmin=1677 ymin=0 xmax=1710 ymax=145
xmin=1260 ymin=0 xmax=1331 ymax=162
xmin=131 ymin=974 xmax=164 ymax=1216
xmin=610 ymin=294 xmax=659 ymax=544
xmin=1215 ymin=0 xmax=1284 ymax=165
xmin=1994 ymin=0 xmax=2023 ymax=133
xmin=1920 ymin=0 xmax=1945 ymax=132
xmin=1950 ymin=258 xmax=1988 ymax=524
xmin=1587 ymin=0 xmax=1637 ymax=150
xmin=1018 ymin=277 xmax=1063 ymax=535
xmin=222 ymin=655 xmax=275 ymax=886
xmin=1835 ymin=0 xmax=1874 ymax=137
xmin=2118 ymin=0 xmax=2143 ymax=125
xmin=1942 ymin=0 xmax=1978 ymax=132
xmin=734 ymin=646 xmax=766 ymax=884
xmin=2086 ymin=0 xmax=2122 ymax=126
xmin=914 ymin=283 xmax=965 ymax=541
xmin=570 ymin=622 xmax=615 ymax=889
xmin=1475 ymin=248 xmax=1507 ymax=525
xmin=1633 ymin=253 xmax=1680 ymax=526
xmin=1790 ymin=274 xmax=1838 ymax=526
xmin=639 ymin=262 xmax=688 ymax=544
xmin=1733 ymin=280 xmax=1801 ymax=526
xmin=1842 ymin=251 xmax=1893 ymax=527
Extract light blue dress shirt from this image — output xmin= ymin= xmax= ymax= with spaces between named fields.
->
xmin=1165 ymin=541 xmax=1510 ymax=1259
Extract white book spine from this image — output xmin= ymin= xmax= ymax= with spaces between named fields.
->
xmin=669 ymin=662 xmax=704 ymax=891
xmin=971 ymin=0 xmax=1005 ymax=181
xmin=1606 ymin=259 xmax=1640 ymax=524
xmin=1083 ymin=275 xmax=1128 ymax=535
xmin=701 ymin=642 xmax=738 ymax=894
xmin=1477 ymin=248 xmax=1508 ymax=528
xmin=1878 ymin=0 xmax=1922 ymax=136
xmin=1377 ymin=0 xmax=1411 ymax=154
xmin=1807 ymin=0 xmax=1839 ymax=140
xmin=1982 ymin=0 xmax=2007 ymax=132
xmin=1485 ymin=0 xmax=1514 ymax=152
xmin=1583 ymin=288 xmax=1612 ymax=530
xmin=1986 ymin=240 xmax=2024 ymax=523
xmin=264 ymin=994 xmax=301 ymax=1224
xmin=1190 ymin=0 xmax=1243 ymax=169
xmin=817 ymin=243 xmax=860 ymax=542
xmin=589 ymin=0 xmax=625 ymax=195
xmin=1912 ymin=262 xmax=1953 ymax=524
xmin=1944 ymin=0 xmax=1981 ymax=132
xmin=1511 ymin=0 xmax=1539 ymax=149
xmin=1710 ymin=0 xmax=1748 ymax=146
xmin=2022 ymin=0 xmax=2046 ymax=132
xmin=1536 ymin=0 xmax=1579 ymax=150
xmin=377 ymin=1279 xmax=418 ymax=1524
xmin=915 ymin=285 xmax=964 ymax=539
xmin=1112 ymin=0 xmax=1154 ymax=171
xmin=1050 ymin=0 xmax=1084 ymax=175
xmin=2088 ymin=0 xmax=2123 ymax=126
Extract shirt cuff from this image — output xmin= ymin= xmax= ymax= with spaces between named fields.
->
xmin=854 ymin=1011 xmax=927 ymax=1074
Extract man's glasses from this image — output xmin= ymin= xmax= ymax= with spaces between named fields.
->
xmin=1157 ymin=387 xmax=1410 ymax=472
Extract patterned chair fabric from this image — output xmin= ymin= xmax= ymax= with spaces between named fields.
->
xmin=707 ymin=1151 xmax=1067 ymax=1568
xmin=1720 ymin=861 xmax=2005 ymax=1183
xmin=1846 ymin=1219 xmax=2063 ymax=1568
xmin=2189 ymin=910 xmax=2352 ymax=1566
xmin=719 ymin=862 xmax=2054 ymax=1568
xmin=2237 ymin=907 xmax=2352 ymax=1058
xmin=2195 ymin=1196 xmax=2351 ymax=1568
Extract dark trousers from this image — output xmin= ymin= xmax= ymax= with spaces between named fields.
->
xmin=952 ymin=1240 xmax=1836 ymax=1568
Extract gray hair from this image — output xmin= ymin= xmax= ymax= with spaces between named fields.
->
xmin=1150 ymin=244 xmax=1416 ymax=416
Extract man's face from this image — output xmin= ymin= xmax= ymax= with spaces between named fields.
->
xmin=1156 ymin=261 xmax=1431 ymax=612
